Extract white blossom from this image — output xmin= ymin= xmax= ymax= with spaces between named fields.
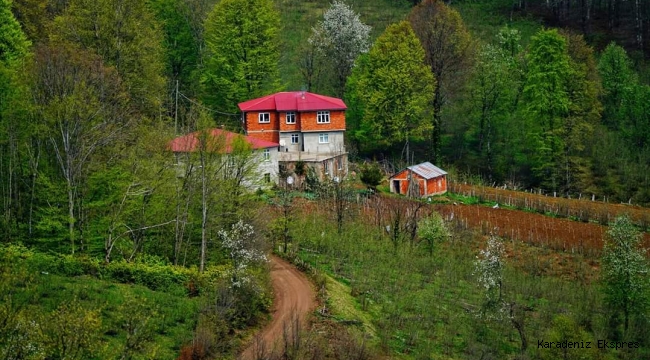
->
xmin=309 ymin=1 xmax=371 ymax=81
xmin=218 ymin=220 xmax=267 ymax=287
xmin=474 ymin=234 xmax=509 ymax=320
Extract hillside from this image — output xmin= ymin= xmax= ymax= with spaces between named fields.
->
xmin=2 ymin=0 xmax=649 ymax=359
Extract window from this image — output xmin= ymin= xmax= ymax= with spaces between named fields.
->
xmin=264 ymin=173 xmax=271 ymax=183
xmin=324 ymin=160 xmax=329 ymax=173
xmin=286 ymin=111 xmax=296 ymax=124
xmin=291 ymin=133 xmax=299 ymax=144
xmin=318 ymin=133 xmax=329 ymax=144
xmin=258 ymin=112 xmax=270 ymax=123
xmin=263 ymin=148 xmax=270 ymax=161
xmin=317 ymin=111 xmax=330 ymax=124
xmin=337 ymin=158 xmax=342 ymax=170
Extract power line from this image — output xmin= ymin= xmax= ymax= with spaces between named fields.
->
xmin=177 ymin=91 xmax=240 ymax=117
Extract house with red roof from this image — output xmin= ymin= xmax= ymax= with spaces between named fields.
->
xmin=238 ymin=91 xmax=348 ymax=182
xmin=169 ymin=128 xmax=280 ymax=184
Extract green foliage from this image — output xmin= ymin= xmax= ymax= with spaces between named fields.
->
xmin=409 ymin=0 xmax=473 ymax=162
xmin=601 ymin=216 xmax=649 ymax=335
xmin=0 ymin=0 xmax=30 ymax=66
xmin=290 ymin=201 xmax=616 ymax=358
xmin=598 ymin=43 xmax=636 ymax=131
xmin=202 ymin=0 xmax=281 ymax=116
xmin=347 ymin=21 xmax=435 ymax=153
xmin=0 ymin=246 xmax=202 ymax=359
xmin=149 ymin=0 xmax=199 ymax=91
xmin=53 ymin=0 xmax=166 ymax=115
xmin=539 ymin=315 xmax=597 ymax=360
xmin=464 ymin=41 xmax=520 ymax=179
xmin=416 ymin=211 xmax=449 ymax=256
xmin=359 ymin=162 xmax=383 ymax=190
xmin=523 ymin=29 xmax=601 ymax=194
xmin=45 ymin=300 xmax=102 ymax=359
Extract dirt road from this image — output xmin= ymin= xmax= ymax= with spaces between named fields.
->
xmin=239 ymin=255 xmax=315 ymax=360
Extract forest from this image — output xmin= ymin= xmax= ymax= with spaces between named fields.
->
xmin=1 ymin=0 xmax=649 ymax=358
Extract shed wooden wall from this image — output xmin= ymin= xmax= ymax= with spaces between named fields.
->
xmin=390 ymin=170 xmax=447 ymax=197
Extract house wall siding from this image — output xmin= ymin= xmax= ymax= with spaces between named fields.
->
xmin=300 ymin=110 xmax=346 ymax=131
xmin=279 ymin=111 xmax=301 ymax=132
xmin=245 ymin=112 xmax=280 ymax=143
xmin=303 ymin=131 xmax=345 ymax=154
xmin=390 ymin=171 xmax=447 ymax=196
xmin=255 ymin=147 xmax=279 ymax=185
xmin=279 ymin=132 xmax=302 ymax=152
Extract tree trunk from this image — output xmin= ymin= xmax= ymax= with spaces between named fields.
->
xmin=200 ymin=151 xmax=207 ymax=273
xmin=432 ymin=86 xmax=443 ymax=164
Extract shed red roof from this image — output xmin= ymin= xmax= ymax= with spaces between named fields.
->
xmin=168 ymin=128 xmax=279 ymax=153
xmin=238 ymin=91 xmax=347 ymax=112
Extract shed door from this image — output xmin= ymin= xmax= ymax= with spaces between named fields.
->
xmin=393 ymin=180 xmax=401 ymax=194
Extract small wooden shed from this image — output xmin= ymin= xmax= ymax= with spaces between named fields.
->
xmin=389 ymin=162 xmax=447 ymax=197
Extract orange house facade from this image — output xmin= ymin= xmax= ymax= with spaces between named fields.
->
xmin=238 ymin=91 xmax=348 ymax=181
xmin=390 ymin=162 xmax=447 ymax=197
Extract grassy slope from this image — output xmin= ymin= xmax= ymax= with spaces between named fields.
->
xmin=3 ymin=253 xmax=200 ymax=359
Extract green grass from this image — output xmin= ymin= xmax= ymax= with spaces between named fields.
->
xmin=454 ymin=0 xmax=542 ymax=47
xmin=288 ymin=205 xmax=646 ymax=359
xmin=1 ymin=249 xmax=201 ymax=359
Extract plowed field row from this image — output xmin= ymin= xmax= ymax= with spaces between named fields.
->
xmin=450 ymin=183 xmax=650 ymax=230
xmin=433 ymin=204 xmax=650 ymax=256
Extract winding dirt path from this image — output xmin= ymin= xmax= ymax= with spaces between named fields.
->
xmin=239 ymin=255 xmax=315 ymax=360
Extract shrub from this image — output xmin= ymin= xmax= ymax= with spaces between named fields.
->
xmin=359 ymin=162 xmax=383 ymax=191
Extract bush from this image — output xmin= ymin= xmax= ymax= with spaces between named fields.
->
xmin=359 ymin=162 xmax=383 ymax=190
xmin=0 ymin=244 xmax=227 ymax=295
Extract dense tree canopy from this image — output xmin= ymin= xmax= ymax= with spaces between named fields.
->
xmin=0 ymin=0 xmax=30 ymax=66
xmin=347 ymin=21 xmax=435 ymax=154
xmin=408 ymin=0 xmax=473 ymax=163
xmin=202 ymin=0 xmax=281 ymax=118
xmin=53 ymin=0 xmax=166 ymax=116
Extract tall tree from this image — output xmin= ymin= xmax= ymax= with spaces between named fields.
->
xmin=346 ymin=21 xmax=435 ymax=155
xmin=149 ymin=0 xmax=200 ymax=95
xmin=465 ymin=43 xmax=518 ymax=179
xmin=598 ymin=43 xmax=636 ymax=131
xmin=561 ymin=31 xmax=601 ymax=194
xmin=202 ymin=0 xmax=280 ymax=118
xmin=53 ymin=0 xmax=166 ymax=116
xmin=29 ymin=44 xmax=130 ymax=254
xmin=309 ymin=0 xmax=371 ymax=97
xmin=524 ymin=29 xmax=572 ymax=192
xmin=409 ymin=0 xmax=472 ymax=163
xmin=602 ymin=216 xmax=649 ymax=335
xmin=0 ymin=0 xmax=30 ymax=239
xmin=1 ymin=0 xmax=30 ymax=66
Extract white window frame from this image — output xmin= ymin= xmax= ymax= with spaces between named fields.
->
xmin=286 ymin=111 xmax=296 ymax=124
xmin=318 ymin=133 xmax=329 ymax=144
xmin=258 ymin=112 xmax=270 ymax=123
xmin=317 ymin=111 xmax=330 ymax=124
xmin=263 ymin=148 xmax=270 ymax=161
xmin=337 ymin=158 xmax=343 ymax=170
xmin=291 ymin=133 xmax=299 ymax=144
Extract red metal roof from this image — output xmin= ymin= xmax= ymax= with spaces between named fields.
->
xmin=238 ymin=91 xmax=347 ymax=112
xmin=168 ymin=128 xmax=279 ymax=153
